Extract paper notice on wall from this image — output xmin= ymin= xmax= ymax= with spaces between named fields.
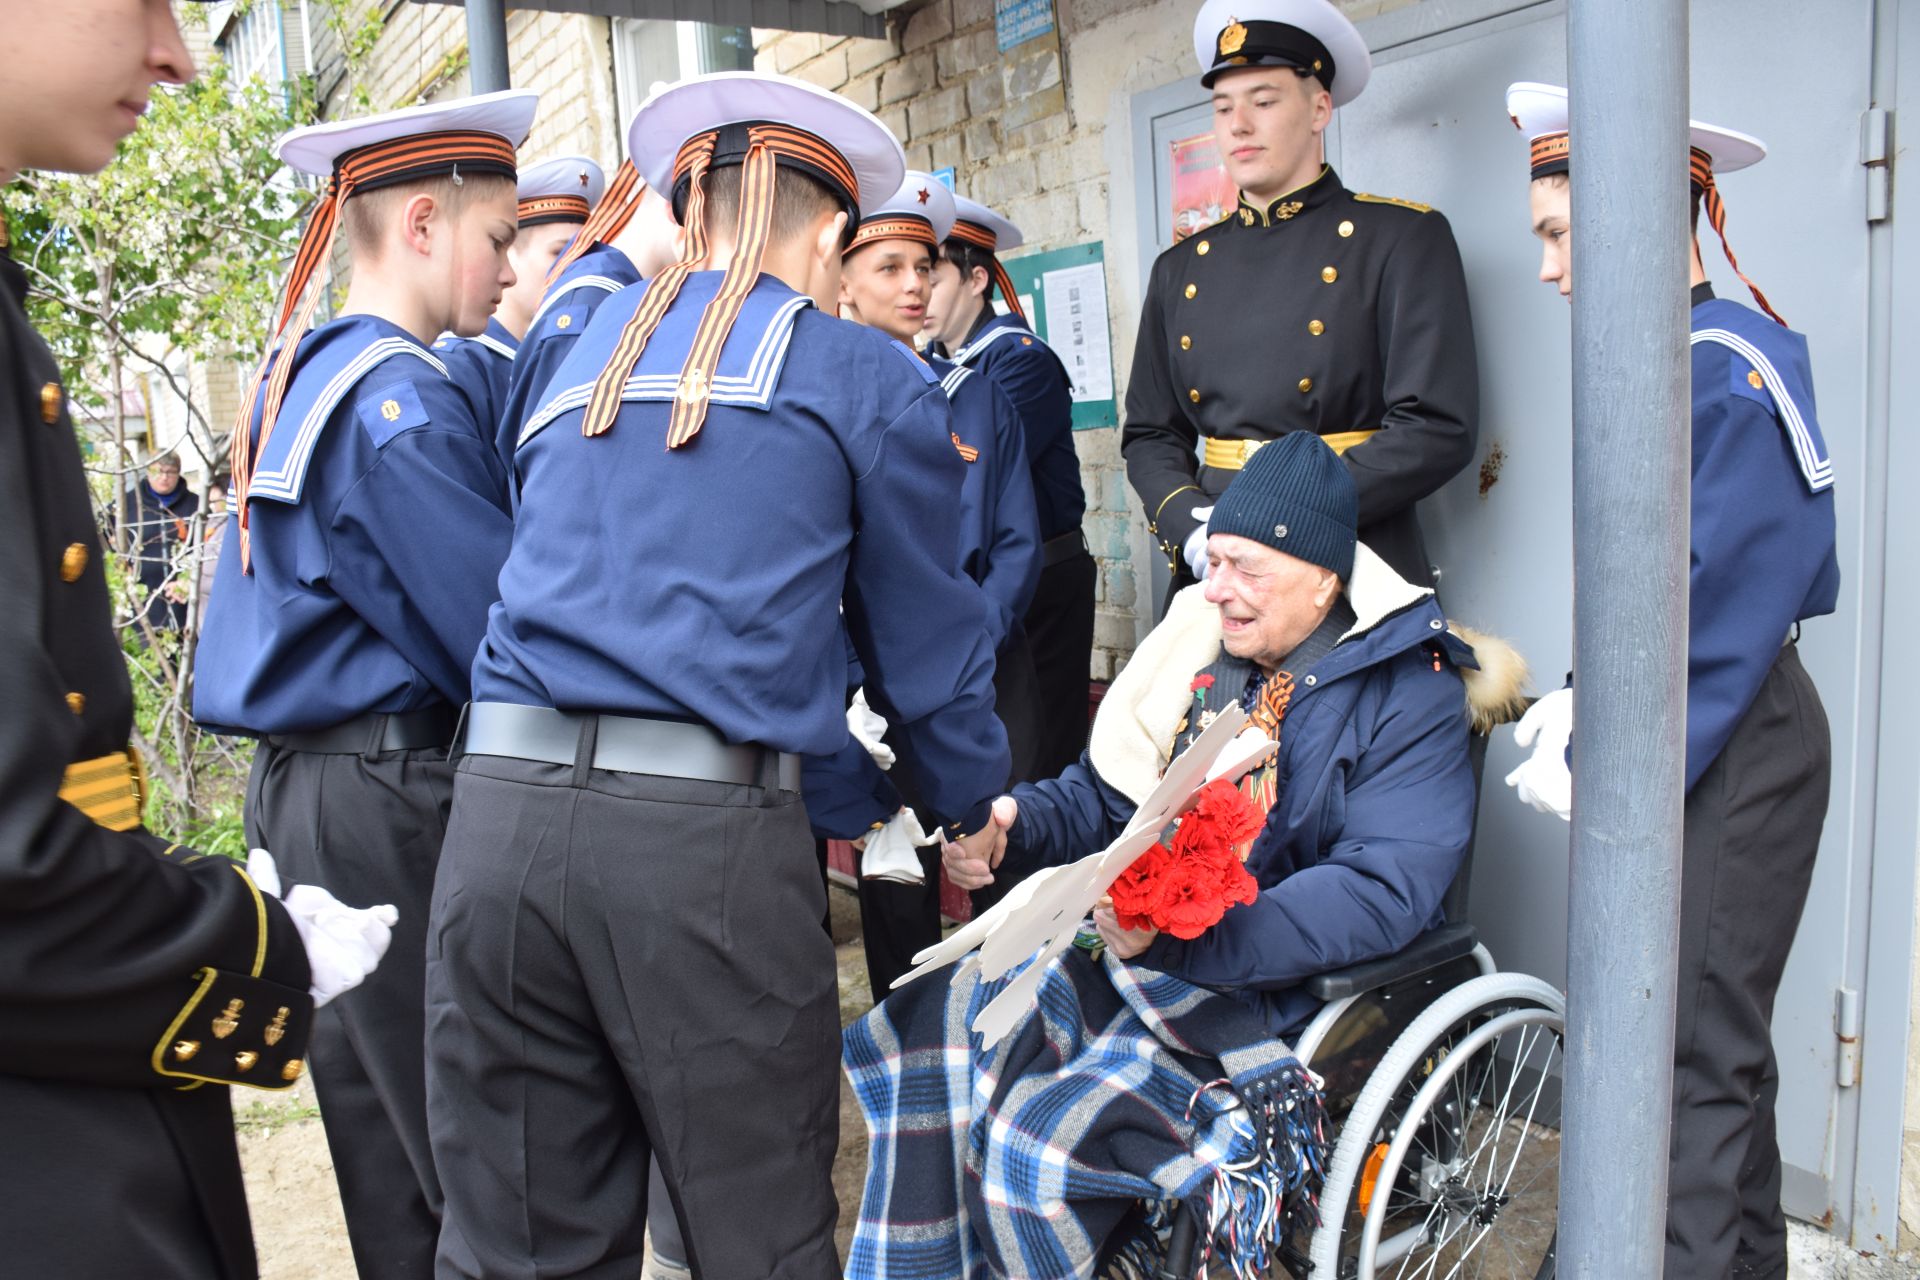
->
xmin=1040 ymin=262 xmax=1113 ymax=404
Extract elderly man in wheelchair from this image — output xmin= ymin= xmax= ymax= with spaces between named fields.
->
xmin=843 ymin=434 xmax=1563 ymax=1280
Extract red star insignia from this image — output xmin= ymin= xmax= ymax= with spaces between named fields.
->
xmin=916 ymin=187 xmax=931 ymax=205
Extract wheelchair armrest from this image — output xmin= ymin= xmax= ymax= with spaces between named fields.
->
xmin=1302 ymin=922 xmax=1480 ymax=1002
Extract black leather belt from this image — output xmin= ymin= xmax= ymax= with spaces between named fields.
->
xmin=1042 ymin=529 xmax=1088 ymax=568
xmin=460 ymin=702 xmax=801 ymax=792
xmin=265 ymin=704 xmax=458 ymax=755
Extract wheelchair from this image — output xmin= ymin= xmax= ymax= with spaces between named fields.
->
xmin=1155 ymin=738 xmax=1565 ymax=1280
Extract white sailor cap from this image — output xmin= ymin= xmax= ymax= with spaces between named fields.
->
xmin=1505 ymin=82 xmax=1768 ymax=181
xmin=626 ymin=71 xmax=904 ymax=224
xmin=276 ymin=89 xmax=538 ymax=187
xmin=1506 ymin=81 xmax=1783 ymax=324
xmin=949 ymin=195 xmax=1023 ymax=253
xmin=517 ymin=156 xmax=605 ymax=227
xmin=1192 ymin=0 xmax=1370 ymax=106
xmin=847 ymin=170 xmax=956 ymax=256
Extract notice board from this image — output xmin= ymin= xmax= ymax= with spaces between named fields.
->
xmin=999 ymin=240 xmax=1116 ymax=431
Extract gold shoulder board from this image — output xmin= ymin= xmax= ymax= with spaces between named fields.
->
xmin=1353 ymin=192 xmax=1434 ymax=214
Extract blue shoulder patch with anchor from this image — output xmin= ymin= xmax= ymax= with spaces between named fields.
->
xmin=358 ymin=380 xmax=432 ymax=449
xmin=890 ymin=339 xmax=938 ymax=384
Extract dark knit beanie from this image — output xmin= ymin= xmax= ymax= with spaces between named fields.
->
xmin=1209 ymin=433 xmax=1358 ymax=581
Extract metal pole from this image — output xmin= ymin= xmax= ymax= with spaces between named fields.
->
xmin=465 ymin=0 xmax=510 ymax=93
xmin=1558 ymin=2 xmax=1691 ymax=1276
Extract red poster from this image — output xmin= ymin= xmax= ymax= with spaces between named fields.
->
xmin=1169 ymin=131 xmax=1235 ymax=242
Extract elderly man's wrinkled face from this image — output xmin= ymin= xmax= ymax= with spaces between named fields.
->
xmin=1202 ymin=533 xmax=1342 ymax=671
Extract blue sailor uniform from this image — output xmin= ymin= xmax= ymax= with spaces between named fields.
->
xmin=947 ymin=309 xmax=1096 ymax=779
xmin=1684 ymin=290 xmax=1838 ymax=788
xmin=493 ymin=240 xmax=641 ymax=479
xmin=197 ymin=315 xmax=512 ymax=735
xmin=432 ymin=315 xmax=518 ymax=473
xmin=1659 ymin=283 xmax=1838 ymax=1278
xmin=475 ymin=271 xmax=1009 ymax=824
xmin=196 ymin=312 xmax=513 ymax=1278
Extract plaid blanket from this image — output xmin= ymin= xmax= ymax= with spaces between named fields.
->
xmin=843 ymin=941 xmax=1327 ymax=1280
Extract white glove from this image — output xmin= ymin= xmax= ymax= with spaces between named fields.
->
xmin=248 ymin=849 xmax=399 ymax=1008
xmin=1503 ymin=688 xmax=1574 ymax=822
xmin=847 ymin=688 xmax=896 ymax=771
xmin=860 ymin=807 xmax=942 ymax=885
xmin=1182 ymin=505 xmax=1215 ymax=580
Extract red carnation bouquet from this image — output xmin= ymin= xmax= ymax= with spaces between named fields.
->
xmin=1107 ymin=778 xmax=1265 ymax=940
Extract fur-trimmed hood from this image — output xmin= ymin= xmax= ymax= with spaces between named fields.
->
xmin=1088 ymin=545 xmax=1530 ymax=804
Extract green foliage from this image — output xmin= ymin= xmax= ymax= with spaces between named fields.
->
xmin=5 ymin=59 xmax=312 ymax=406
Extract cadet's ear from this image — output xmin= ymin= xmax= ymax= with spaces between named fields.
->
xmin=814 ymin=209 xmax=849 ymax=269
xmin=967 ymin=264 xmax=992 ymax=300
xmin=400 ymin=191 xmax=439 ymax=257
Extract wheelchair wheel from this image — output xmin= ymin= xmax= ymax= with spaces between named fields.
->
xmin=1307 ymin=973 xmax=1564 ymax=1280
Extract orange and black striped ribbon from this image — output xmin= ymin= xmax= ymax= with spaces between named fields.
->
xmin=546 ymin=159 xmax=645 ymax=287
xmin=948 ymin=219 xmax=1028 ymax=326
xmin=229 ymin=130 xmax=518 ymax=571
xmin=580 ymin=135 xmax=718 ymax=439
xmin=847 ymin=216 xmax=937 ymax=256
xmin=1527 ymin=131 xmax=1570 ymax=177
xmin=580 ymin=124 xmax=860 ymax=449
xmin=518 ymin=194 xmax=592 ymax=222
xmin=1690 ymin=147 xmax=1786 ymax=326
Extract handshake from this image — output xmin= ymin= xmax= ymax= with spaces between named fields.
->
xmin=247 ymin=849 xmax=398 ymax=1008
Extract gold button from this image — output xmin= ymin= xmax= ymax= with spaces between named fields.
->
xmin=60 ymin=542 xmax=88 ymax=582
xmin=1180 ymin=335 xmax=1192 ymax=350
xmin=556 ymin=314 xmax=572 ymax=330
xmin=1188 ymin=388 xmax=1202 ymax=403
xmin=173 ymin=1040 xmax=201 ymax=1061
xmin=1747 ymin=370 xmax=1764 ymax=389
xmin=1196 ymin=240 xmax=1210 ymax=256
xmin=41 ymin=382 xmax=61 ymax=424
xmin=1297 ymin=377 xmax=1314 ymax=393
xmin=1322 ymin=266 xmax=1338 ymax=283
xmin=65 ymin=691 xmax=85 ymax=716
xmin=282 ymin=1059 xmax=305 ymax=1082
xmin=1308 ymin=320 xmax=1325 ymax=336
xmin=235 ymin=1051 xmax=259 ymax=1072
xmin=1338 ymin=220 xmax=1355 ymax=238
xmin=1184 ymin=283 xmax=1197 ymax=300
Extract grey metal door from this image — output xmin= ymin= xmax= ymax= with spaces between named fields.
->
xmin=1128 ymin=0 xmax=1905 ymax=1250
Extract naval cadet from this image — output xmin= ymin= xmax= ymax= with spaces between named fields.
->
xmin=196 ymin=90 xmax=538 ymax=1279
xmin=1501 ymin=83 xmax=1838 ymax=1280
xmin=924 ymin=193 xmax=1095 ymax=781
xmin=827 ymin=168 xmax=1043 ymax=992
xmin=495 ymin=154 xmax=686 ymax=477
xmin=434 ymin=155 xmax=604 ymax=469
xmin=1124 ymin=0 xmax=1478 ymax=593
xmin=426 ymin=72 xmax=1013 ymax=1278
xmin=0 ymin=2 xmax=388 ymax=1275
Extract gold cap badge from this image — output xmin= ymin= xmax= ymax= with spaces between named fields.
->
xmin=1218 ymin=20 xmax=1248 ymax=56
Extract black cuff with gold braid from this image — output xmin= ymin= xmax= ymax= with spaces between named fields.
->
xmin=152 ymin=968 xmax=315 ymax=1091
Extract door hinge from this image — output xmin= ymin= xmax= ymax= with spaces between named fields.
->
xmin=1862 ymin=108 xmax=1892 ymax=224
xmin=1834 ymin=986 xmax=1862 ymax=1088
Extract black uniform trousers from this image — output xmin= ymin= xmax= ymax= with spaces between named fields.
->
xmin=426 ymin=753 xmax=841 ymax=1280
xmin=246 ymin=738 xmax=453 ymax=1279
xmin=1023 ymin=540 xmax=1097 ymax=782
xmin=856 ymin=636 xmax=1040 ymax=995
xmin=1665 ymin=644 xmax=1829 ymax=1280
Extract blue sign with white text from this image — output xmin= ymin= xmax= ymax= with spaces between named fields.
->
xmin=994 ymin=0 xmax=1054 ymax=52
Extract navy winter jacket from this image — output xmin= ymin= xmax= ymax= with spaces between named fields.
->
xmin=997 ymin=565 xmax=1477 ymax=1035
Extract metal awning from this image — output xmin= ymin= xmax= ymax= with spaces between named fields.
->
xmin=409 ymin=0 xmax=910 ymax=42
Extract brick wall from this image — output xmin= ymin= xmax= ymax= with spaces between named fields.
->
xmin=758 ymin=0 xmax=1415 ymax=678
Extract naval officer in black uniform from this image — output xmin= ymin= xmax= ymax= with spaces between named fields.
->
xmin=1124 ymin=0 xmax=1478 ymax=592
xmin=0 ymin=4 xmax=389 ymax=1275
